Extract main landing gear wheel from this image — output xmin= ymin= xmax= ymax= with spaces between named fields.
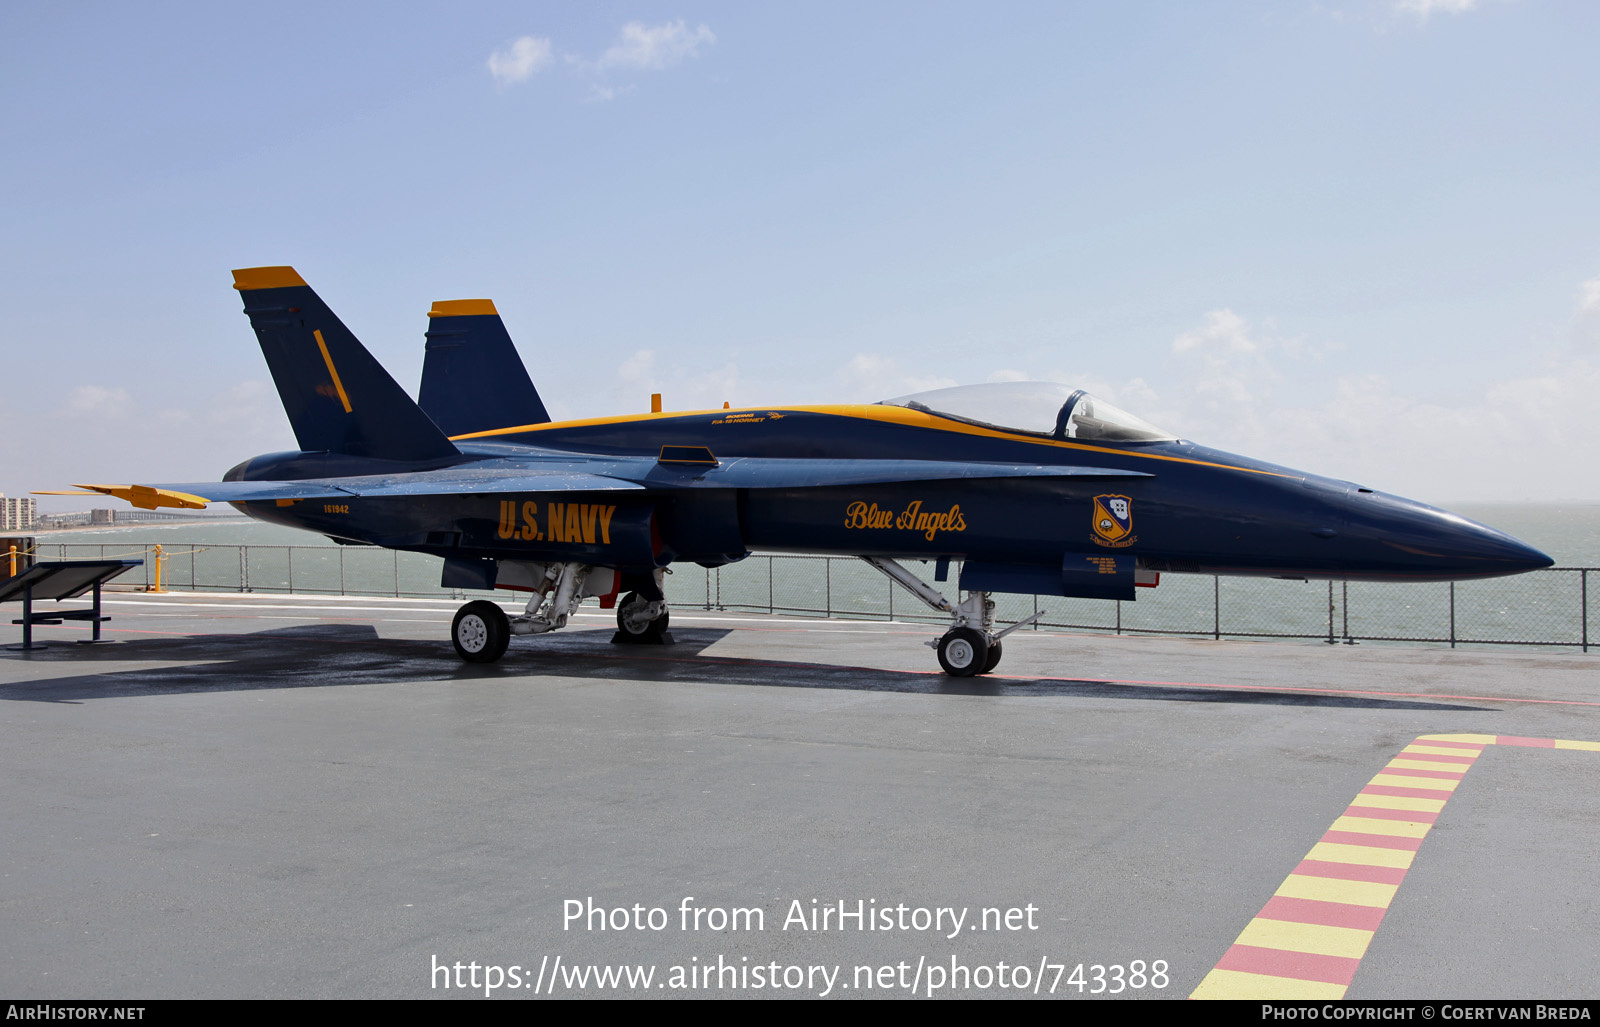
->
xmin=452 ymin=600 xmax=510 ymax=663
xmin=937 ymin=627 xmax=989 ymax=678
xmin=982 ymin=639 xmax=1003 ymax=674
xmin=615 ymin=591 xmax=670 ymax=643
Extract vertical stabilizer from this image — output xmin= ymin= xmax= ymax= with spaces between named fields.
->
xmin=232 ymin=267 xmax=460 ymax=463
xmin=419 ymin=299 xmax=551 ymax=437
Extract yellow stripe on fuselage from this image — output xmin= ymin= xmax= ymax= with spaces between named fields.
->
xmin=452 ymin=404 xmax=1300 ymax=478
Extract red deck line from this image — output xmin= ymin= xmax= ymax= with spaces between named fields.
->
xmin=1214 ymin=944 xmax=1362 ymax=986
xmin=1376 ymin=766 xmax=1467 ymax=780
xmin=1291 ymin=860 xmax=1409 ymax=885
xmin=1359 ymin=785 xmax=1459 ymax=800
xmin=990 ymin=671 xmax=1600 ymax=709
xmin=1319 ymin=830 xmax=1423 ymax=851
xmin=1257 ymin=896 xmax=1389 ymax=931
xmin=1342 ymin=805 xmax=1439 ymax=824
xmin=1494 ymin=735 xmax=1556 ymax=748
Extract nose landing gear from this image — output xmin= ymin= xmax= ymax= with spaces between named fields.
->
xmin=861 ymin=557 xmax=1044 ymax=677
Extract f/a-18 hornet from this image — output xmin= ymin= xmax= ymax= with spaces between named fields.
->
xmin=59 ymin=267 xmax=1552 ymax=675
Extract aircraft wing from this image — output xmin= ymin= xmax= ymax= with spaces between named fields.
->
xmin=53 ymin=460 xmax=1139 ymax=511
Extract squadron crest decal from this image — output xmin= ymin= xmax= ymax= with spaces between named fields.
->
xmin=1091 ymin=494 xmax=1137 ymax=548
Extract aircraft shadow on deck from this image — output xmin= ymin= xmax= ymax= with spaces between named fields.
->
xmin=0 ymin=624 xmax=1488 ymax=712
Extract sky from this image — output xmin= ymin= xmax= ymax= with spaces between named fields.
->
xmin=3 ymin=0 xmax=1598 ymax=509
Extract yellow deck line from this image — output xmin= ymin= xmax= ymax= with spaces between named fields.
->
xmin=1235 ymin=919 xmax=1375 ymax=959
xmin=1190 ymin=969 xmax=1347 ymax=1000
xmin=1330 ymin=815 xmax=1431 ymax=839
xmin=1369 ymin=773 xmax=1458 ymax=792
xmin=1193 ymin=733 xmax=1600 ymax=1001
xmin=1350 ymin=792 xmax=1447 ymax=813
xmin=1274 ymin=874 xmax=1398 ymax=908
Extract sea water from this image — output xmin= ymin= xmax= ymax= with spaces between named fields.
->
xmin=26 ymin=503 xmax=1600 ymax=650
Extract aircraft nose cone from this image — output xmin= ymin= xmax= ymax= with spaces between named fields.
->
xmin=1343 ymin=492 xmax=1554 ymax=580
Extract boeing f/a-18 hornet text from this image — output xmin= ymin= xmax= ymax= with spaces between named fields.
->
xmin=50 ymin=267 xmax=1553 ymax=675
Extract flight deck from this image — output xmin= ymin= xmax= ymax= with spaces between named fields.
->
xmin=2 ymin=594 xmax=1596 ymax=1000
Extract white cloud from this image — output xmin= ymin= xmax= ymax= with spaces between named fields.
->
xmin=1394 ymin=0 xmax=1477 ymax=19
xmin=585 ymin=83 xmax=634 ymax=104
xmin=495 ymin=22 xmax=713 ymax=101
xmin=488 ymin=36 xmax=554 ymax=85
xmin=618 ymin=349 xmax=657 ymax=386
xmin=1580 ymin=276 xmax=1600 ymax=316
xmin=835 ymin=354 xmax=957 ymax=402
xmin=1165 ymin=309 xmax=1291 ymax=444
xmin=598 ymin=20 xmax=715 ymax=71
xmin=610 ymin=348 xmax=739 ymax=413
xmin=1150 ymin=305 xmax=1600 ymax=500
xmin=64 ymin=385 xmax=132 ymax=418
xmin=1566 ymin=275 xmax=1600 ymax=348
xmin=1172 ymin=308 xmax=1260 ymax=355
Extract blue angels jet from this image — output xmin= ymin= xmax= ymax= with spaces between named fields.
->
xmin=56 ymin=267 xmax=1553 ymax=675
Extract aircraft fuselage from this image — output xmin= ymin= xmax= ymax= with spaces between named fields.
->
xmin=231 ymin=403 xmax=1549 ymax=589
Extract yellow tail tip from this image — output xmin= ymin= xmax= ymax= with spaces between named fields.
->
xmin=232 ymin=266 xmax=307 ymax=291
xmin=428 ymin=299 xmax=498 ymax=318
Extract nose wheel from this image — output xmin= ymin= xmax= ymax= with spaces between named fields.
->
xmin=860 ymin=557 xmax=1042 ymax=677
xmin=937 ymin=627 xmax=989 ymax=677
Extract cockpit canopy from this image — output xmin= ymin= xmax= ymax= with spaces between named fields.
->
xmin=880 ymin=382 xmax=1176 ymax=443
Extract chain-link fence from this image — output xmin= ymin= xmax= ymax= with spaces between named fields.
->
xmin=709 ymin=555 xmax=1595 ymax=651
xmin=27 ymin=541 xmax=1598 ymax=653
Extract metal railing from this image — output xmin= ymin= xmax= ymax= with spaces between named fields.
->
xmin=29 ymin=541 xmax=1598 ymax=653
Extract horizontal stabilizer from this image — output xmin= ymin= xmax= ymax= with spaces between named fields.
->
xmin=233 ymin=266 xmax=461 ymax=463
xmin=66 ymin=482 xmax=357 ymax=509
xmin=420 ymin=299 xmax=550 ymax=436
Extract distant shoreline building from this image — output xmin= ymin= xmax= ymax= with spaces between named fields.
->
xmin=1 ymin=494 xmax=37 ymax=531
xmin=33 ymin=506 xmax=249 ymax=529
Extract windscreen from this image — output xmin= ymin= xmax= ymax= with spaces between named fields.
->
xmin=881 ymin=382 xmax=1175 ymax=442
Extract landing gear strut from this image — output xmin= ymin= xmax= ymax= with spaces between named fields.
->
xmin=862 ymin=557 xmax=1045 ymax=678
xmin=447 ymin=563 xmax=673 ymax=662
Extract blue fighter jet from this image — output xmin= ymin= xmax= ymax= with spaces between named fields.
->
xmin=59 ymin=267 xmax=1553 ymax=676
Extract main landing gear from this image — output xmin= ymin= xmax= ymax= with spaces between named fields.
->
xmin=448 ymin=562 xmax=672 ymax=663
xmin=862 ymin=557 xmax=1045 ymax=678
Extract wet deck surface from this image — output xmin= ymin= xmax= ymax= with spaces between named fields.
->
xmin=3 ymin=592 xmax=1597 ymax=999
